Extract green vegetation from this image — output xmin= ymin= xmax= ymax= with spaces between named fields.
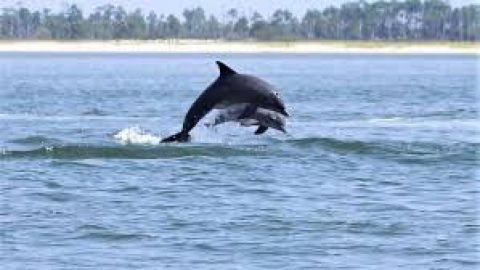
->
xmin=0 ymin=0 xmax=478 ymax=41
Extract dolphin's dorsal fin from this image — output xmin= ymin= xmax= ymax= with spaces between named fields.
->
xmin=216 ymin=61 xmax=237 ymax=77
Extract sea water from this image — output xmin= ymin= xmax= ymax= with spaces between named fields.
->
xmin=1 ymin=53 xmax=478 ymax=269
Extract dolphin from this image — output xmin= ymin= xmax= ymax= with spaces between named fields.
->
xmin=161 ymin=61 xmax=288 ymax=142
xmin=205 ymin=103 xmax=287 ymax=133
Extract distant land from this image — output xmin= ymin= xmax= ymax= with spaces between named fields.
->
xmin=0 ymin=40 xmax=478 ymax=54
xmin=0 ymin=0 xmax=479 ymax=41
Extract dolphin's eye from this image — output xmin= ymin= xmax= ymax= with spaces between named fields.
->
xmin=275 ymin=92 xmax=279 ymax=97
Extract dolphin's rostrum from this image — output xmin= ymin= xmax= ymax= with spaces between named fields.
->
xmin=162 ymin=61 xmax=289 ymax=143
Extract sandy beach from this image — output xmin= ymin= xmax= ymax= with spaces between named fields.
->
xmin=0 ymin=40 xmax=478 ymax=54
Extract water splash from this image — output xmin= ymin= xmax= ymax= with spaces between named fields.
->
xmin=113 ymin=126 xmax=161 ymax=145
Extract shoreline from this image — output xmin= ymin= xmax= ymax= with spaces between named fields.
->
xmin=0 ymin=40 xmax=478 ymax=54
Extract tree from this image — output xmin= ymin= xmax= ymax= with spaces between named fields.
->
xmin=126 ymin=9 xmax=146 ymax=39
xmin=18 ymin=7 xmax=31 ymax=38
xmin=147 ymin=11 xmax=158 ymax=39
xmin=66 ymin=4 xmax=85 ymax=39
xmin=250 ymin=12 xmax=271 ymax=39
xmin=302 ymin=9 xmax=323 ymax=39
xmin=225 ymin=8 xmax=238 ymax=38
xmin=206 ymin=15 xmax=221 ymax=39
xmin=183 ymin=7 xmax=206 ymax=38
xmin=422 ymin=0 xmax=451 ymax=39
xmin=112 ymin=6 xmax=127 ymax=39
xmin=233 ymin=16 xmax=249 ymax=39
xmin=1 ymin=8 xmax=18 ymax=38
xmin=270 ymin=9 xmax=299 ymax=39
xmin=0 ymin=1 xmax=478 ymax=41
xmin=322 ymin=6 xmax=341 ymax=39
xmin=339 ymin=2 xmax=364 ymax=39
xmin=166 ymin=14 xmax=181 ymax=38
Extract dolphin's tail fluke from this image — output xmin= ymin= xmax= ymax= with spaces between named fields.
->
xmin=161 ymin=131 xmax=191 ymax=143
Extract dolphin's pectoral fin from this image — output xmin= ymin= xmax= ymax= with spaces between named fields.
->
xmin=254 ymin=125 xmax=268 ymax=135
xmin=237 ymin=104 xmax=257 ymax=120
xmin=216 ymin=61 xmax=237 ymax=77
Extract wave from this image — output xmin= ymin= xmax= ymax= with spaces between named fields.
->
xmin=8 ymin=135 xmax=62 ymax=145
xmin=0 ymin=144 xmax=265 ymax=159
xmin=321 ymin=118 xmax=480 ymax=130
xmin=73 ymin=224 xmax=154 ymax=241
xmin=281 ymin=137 xmax=478 ymax=164
xmin=3 ymin=124 xmax=477 ymax=162
xmin=81 ymin=108 xmax=109 ymax=116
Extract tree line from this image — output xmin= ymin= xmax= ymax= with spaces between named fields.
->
xmin=0 ymin=0 xmax=478 ymax=41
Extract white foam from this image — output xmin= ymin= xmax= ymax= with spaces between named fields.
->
xmin=113 ymin=126 xmax=161 ymax=145
xmin=112 ymin=124 xmax=251 ymax=145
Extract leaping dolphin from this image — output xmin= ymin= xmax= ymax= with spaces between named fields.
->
xmin=162 ymin=61 xmax=288 ymax=142
xmin=205 ymin=103 xmax=287 ymax=133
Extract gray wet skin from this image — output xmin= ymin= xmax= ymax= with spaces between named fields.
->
xmin=206 ymin=104 xmax=287 ymax=133
xmin=162 ymin=61 xmax=288 ymax=142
